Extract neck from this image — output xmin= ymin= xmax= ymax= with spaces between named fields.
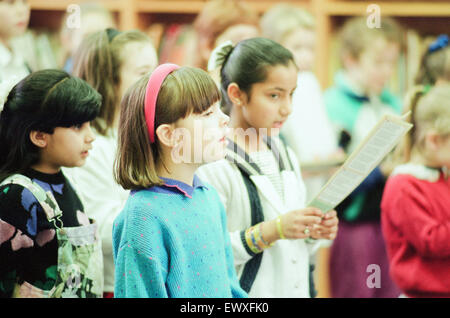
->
xmin=410 ymin=150 xmax=441 ymax=169
xmin=229 ymin=107 xmax=268 ymax=153
xmin=156 ymin=154 xmax=198 ymax=186
xmin=0 ymin=37 xmax=10 ymax=49
xmin=30 ymin=162 xmax=61 ymax=175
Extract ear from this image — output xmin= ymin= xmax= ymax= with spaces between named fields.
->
xmin=424 ymin=130 xmax=440 ymax=152
xmin=155 ymin=124 xmax=176 ymax=148
xmin=227 ymin=83 xmax=246 ymax=107
xmin=341 ymin=51 xmax=359 ymax=70
xmin=29 ymin=131 xmax=49 ymax=149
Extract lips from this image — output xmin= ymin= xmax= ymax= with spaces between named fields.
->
xmin=16 ymin=21 xmax=27 ymax=28
xmin=273 ymin=121 xmax=285 ymax=129
xmin=81 ymin=148 xmax=92 ymax=157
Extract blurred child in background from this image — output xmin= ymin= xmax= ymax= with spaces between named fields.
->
xmin=194 ymin=0 xmax=259 ymax=72
xmin=59 ymin=2 xmax=115 ymax=73
xmin=260 ymin=3 xmax=341 ymax=202
xmin=415 ymin=34 xmax=449 ymax=87
xmin=381 ymin=84 xmax=450 ymax=298
xmin=68 ymin=28 xmax=158 ymax=298
xmin=0 ymin=0 xmax=31 ymax=93
xmin=324 ymin=16 xmax=404 ymax=298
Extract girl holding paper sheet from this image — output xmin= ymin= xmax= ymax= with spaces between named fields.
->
xmin=381 ymin=84 xmax=450 ymax=298
xmin=197 ymin=38 xmax=339 ymax=297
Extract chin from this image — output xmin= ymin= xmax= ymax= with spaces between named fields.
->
xmin=267 ymin=128 xmax=281 ymax=137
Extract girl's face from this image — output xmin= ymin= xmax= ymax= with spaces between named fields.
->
xmin=239 ymin=62 xmax=298 ymax=136
xmin=172 ymin=102 xmax=230 ymax=164
xmin=282 ymin=27 xmax=316 ymax=72
xmin=0 ymin=0 xmax=30 ymax=41
xmin=118 ymin=41 xmax=158 ymax=101
xmin=40 ymin=122 xmax=96 ymax=172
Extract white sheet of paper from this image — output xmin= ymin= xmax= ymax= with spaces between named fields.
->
xmin=308 ymin=113 xmax=413 ymax=213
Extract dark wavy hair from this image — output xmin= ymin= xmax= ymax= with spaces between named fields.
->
xmin=0 ymin=69 xmax=101 ymax=181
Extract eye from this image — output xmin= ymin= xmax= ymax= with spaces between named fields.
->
xmin=204 ymin=110 xmax=214 ymax=117
xmin=73 ymin=123 xmax=83 ymax=130
xmin=270 ymin=93 xmax=280 ymax=100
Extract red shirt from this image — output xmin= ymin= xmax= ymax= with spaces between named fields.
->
xmin=381 ymin=165 xmax=450 ymax=298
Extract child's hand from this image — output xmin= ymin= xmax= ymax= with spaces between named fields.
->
xmin=278 ymin=207 xmax=323 ymax=240
xmin=309 ymin=210 xmax=339 ymax=240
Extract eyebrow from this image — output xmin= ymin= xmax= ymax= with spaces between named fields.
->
xmin=268 ymin=87 xmax=287 ymax=92
xmin=268 ymin=86 xmax=297 ymax=92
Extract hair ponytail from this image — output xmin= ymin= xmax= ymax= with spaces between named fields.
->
xmin=400 ymin=86 xmax=425 ymax=163
xmin=391 ymin=84 xmax=450 ymax=167
xmin=207 ymin=40 xmax=235 ymax=72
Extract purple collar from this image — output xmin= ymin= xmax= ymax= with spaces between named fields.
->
xmin=153 ymin=175 xmax=208 ymax=199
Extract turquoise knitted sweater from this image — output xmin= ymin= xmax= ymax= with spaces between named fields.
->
xmin=112 ymin=176 xmax=247 ymax=298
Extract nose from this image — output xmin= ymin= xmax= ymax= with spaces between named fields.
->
xmin=280 ymin=98 xmax=292 ymax=117
xmin=85 ymin=123 xmax=96 ymax=144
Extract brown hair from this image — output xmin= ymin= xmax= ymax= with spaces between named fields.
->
xmin=338 ymin=16 xmax=404 ymax=63
xmin=72 ymin=29 xmax=152 ymax=136
xmin=194 ymin=0 xmax=259 ymax=69
xmin=393 ymin=84 xmax=450 ymax=164
xmin=114 ymin=66 xmax=221 ymax=190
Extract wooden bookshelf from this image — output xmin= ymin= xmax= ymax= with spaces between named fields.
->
xmin=27 ymin=0 xmax=450 ymax=298
xmin=28 ymin=0 xmax=449 ymax=88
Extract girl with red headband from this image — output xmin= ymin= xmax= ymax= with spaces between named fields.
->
xmin=111 ymin=64 xmax=246 ymax=298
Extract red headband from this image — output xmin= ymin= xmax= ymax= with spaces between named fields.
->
xmin=145 ymin=63 xmax=180 ymax=143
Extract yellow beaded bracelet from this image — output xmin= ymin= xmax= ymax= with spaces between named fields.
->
xmin=276 ymin=216 xmax=285 ymax=239
xmin=257 ymin=223 xmax=274 ymax=248
xmin=245 ymin=226 xmax=262 ymax=254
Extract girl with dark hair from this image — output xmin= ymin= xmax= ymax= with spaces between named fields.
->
xmin=0 ymin=69 xmax=103 ymax=298
xmin=197 ymin=38 xmax=339 ymax=297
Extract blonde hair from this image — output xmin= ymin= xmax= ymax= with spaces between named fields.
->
xmin=394 ymin=84 xmax=450 ymax=164
xmin=114 ymin=67 xmax=220 ymax=190
xmin=338 ymin=16 xmax=403 ymax=62
xmin=72 ymin=29 xmax=153 ymax=136
xmin=260 ymin=3 xmax=315 ymax=44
